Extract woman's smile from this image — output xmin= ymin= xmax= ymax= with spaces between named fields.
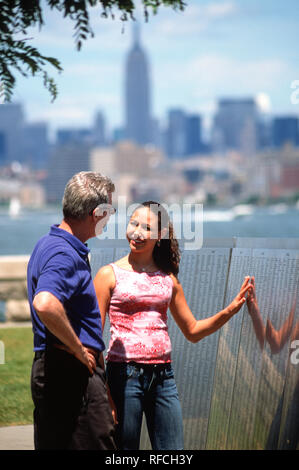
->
xmin=129 ymin=238 xmax=146 ymax=247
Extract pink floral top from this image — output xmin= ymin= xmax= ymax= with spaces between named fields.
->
xmin=106 ymin=263 xmax=174 ymax=363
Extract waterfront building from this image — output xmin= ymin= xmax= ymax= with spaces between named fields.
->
xmin=90 ymin=141 xmax=166 ymax=203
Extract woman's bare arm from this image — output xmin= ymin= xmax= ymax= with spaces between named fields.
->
xmin=169 ymin=276 xmax=252 ymax=343
xmin=93 ymin=265 xmax=116 ymax=330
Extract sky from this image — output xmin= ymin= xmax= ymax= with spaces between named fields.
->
xmin=10 ymin=0 xmax=299 ymax=140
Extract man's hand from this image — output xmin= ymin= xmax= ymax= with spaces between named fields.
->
xmin=106 ymin=384 xmax=118 ymax=425
xmin=73 ymin=345 xmax=97 ymax=376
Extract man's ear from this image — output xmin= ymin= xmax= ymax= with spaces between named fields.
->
xmin=94 ymin=207 xmax=107 ymax=219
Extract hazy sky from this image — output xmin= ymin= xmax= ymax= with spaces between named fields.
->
xmin=11 ymin=0 xmax=299 ymax=138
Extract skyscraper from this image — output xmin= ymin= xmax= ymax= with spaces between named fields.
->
xmin=185 ymin=114 xmax=202 ymax=155
xmin=165 ymin=108 xmax=186 ymax=158
xmin=272 ymin=116 xmax=299 ymax=148
xmin=23 ymin=122 xmax=49 ymax=169
xmin=92 ymin=110 xmax=106 ymax=146
xmin=165 ymin=110 xmax=205 ymax=158
xmin=125 ymin=23 xmax=152 ymax=146
xmin=0 ymin=103 xmax=24 ymax=165
xmin=213 ymin=98 xmax=258 ymax=156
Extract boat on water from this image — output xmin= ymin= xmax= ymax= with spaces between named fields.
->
xmin=203 ymin=205 xmax=254 ymax=222
xmin=9 ymin=198 xmax=21 ymax=218
xmin=232 ymin=204 xmax=254 ymax=218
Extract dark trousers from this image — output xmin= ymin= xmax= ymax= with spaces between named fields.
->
xmin=31 ymin=348 xmax=116 ymax=450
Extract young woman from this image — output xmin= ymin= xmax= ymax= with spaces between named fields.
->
xmin=94 ymin=201 xmax=252 ymax=450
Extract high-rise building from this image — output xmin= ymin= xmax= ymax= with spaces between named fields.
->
xmin=256 ymin=116 xmax=272 ymax=150
xmin=165 ymin=110 xmax=206 ymax=159
xmin=125 ymin=23 xmax=152 ymax=145
xmin=272 ymin=116 xmax=299 ymax=148
xmin=185 ymin=114 xmax=202 ymax=155
xmin=56 ymin=128 xmax=92 ymax=146
xmin=213 ymin=98 xmax=258 ymax=156
xmin=23 ymin=122 xmax=49 ymax=169
xmin=0 ymin=103 xmax=24 ymax=165
xmin=165 ymin=109 xmax=186 ymax=158
xmin=92 ymin=110 xmax=106 ymax=146
xmin=45 ymin=143 xmax=91 ymax=203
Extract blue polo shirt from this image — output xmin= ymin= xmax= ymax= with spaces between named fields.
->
xmin=27 ymin=224 xmax=105 ymax=353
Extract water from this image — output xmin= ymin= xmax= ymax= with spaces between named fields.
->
xmin=0 ymin=204 xmax=298 ymax=256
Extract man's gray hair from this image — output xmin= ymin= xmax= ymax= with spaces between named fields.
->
xmin=62 ymin=171 xmax=115 ymax=220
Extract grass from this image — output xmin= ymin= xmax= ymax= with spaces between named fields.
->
xmin=0 ymin=327 xmax=34 ymax=426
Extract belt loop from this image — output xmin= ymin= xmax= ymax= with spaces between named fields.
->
xmin=35 ymin=350 xmax=45 ymax=360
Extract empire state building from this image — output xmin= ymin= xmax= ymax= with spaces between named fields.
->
xmin=125 ymin=23 xmax=152 ymax=146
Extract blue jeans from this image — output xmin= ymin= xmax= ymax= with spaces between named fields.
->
xmin=106 ymin=362 xmax=184 ymax=450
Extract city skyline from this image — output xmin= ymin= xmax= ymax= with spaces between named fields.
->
xmin=7 ymin=0 xmax=299 ymax=140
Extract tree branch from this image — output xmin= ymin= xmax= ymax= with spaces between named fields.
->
xmin=0 ymin=0 xmax=186 ymax=101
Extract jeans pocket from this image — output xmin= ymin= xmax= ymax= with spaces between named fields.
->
xmin=126 ymin=363 xmax=139 ymax=380
xmin=163 ymin=365 xmax=174 ymax=380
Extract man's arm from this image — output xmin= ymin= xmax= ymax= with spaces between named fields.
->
xmin=33 ymin=291 xmax=96 ymax=375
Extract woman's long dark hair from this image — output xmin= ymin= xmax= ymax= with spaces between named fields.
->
xmin=139 ymin=201 xmax=181 ymax=277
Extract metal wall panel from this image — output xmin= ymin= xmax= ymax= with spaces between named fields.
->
xmin=207 ymin=248 xmax=253 ymax=449
xmin=175 ymin=248 xmax=230 ymax=449
xmin=250 ymin=250 xmax=299 ymax=450
xmin=226 ymin=248 xmax=268 ymax=450
xmin=207 ymin=246 xmax=299 ymax=450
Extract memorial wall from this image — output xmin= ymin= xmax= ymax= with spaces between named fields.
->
xmin=90 ymin=238 xmax=299 ymax=450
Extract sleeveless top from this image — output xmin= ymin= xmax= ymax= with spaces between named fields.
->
xmin=106 ymin=263 xmax=174 ymax=363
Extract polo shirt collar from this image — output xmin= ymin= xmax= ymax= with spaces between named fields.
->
xmin=49 ymin=224 xmax=90 ymax=257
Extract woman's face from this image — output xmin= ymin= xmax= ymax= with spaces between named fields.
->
xmin=126 ymin=207 xmax=159 ymax=254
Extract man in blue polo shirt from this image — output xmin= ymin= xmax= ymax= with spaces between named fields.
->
xmin=27 ymin=171 xmax=116 ymax=450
